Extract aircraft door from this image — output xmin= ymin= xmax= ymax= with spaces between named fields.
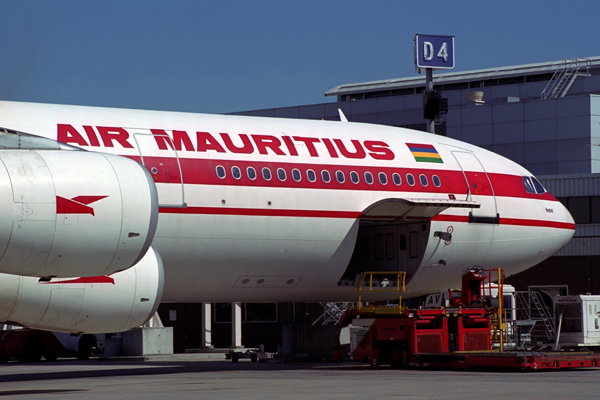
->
xmin=372 ymin=225 xmax=420 ymax=278
xmin=396 ymin=226 xmax=408 ymax=273
xmin=452 ymin=151 xmax=497 ymax=221
xmin=340 ymin=222 xmax=428 ymax=285
xmin=373 ymin=227 xmax=408 ymax=273
xmin=133 ymin=132 xmax=186 ymax=208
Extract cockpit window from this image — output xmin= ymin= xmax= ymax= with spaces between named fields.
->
xmin=523 ymin=176 xmax=535 ymax=194
xmin=523 ymin=176 xmax=546 ymax=194
xmin=531 ymin=176 xmax=546 ymax=194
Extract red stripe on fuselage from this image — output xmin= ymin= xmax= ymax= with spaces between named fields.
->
xmin=158 ymin=207 xmax=574 ymax=230
xmin=132 ymin=156 xmax=556 ymax=201
xmin=159 ymin=206 xmax=361 ymax=219
xmin=432 ymin=214 xmax=575 ymax=230
xmin=136 ymin=155 xmax=573 ymax=230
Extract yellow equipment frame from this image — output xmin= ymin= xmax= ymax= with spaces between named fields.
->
xmin=357 ymin=271 xmax=406 ymax=313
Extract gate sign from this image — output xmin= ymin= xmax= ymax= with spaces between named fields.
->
xmin=414 ymin=34 xmax=455 ymax=70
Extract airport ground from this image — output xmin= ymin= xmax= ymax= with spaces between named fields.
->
xmin=0 ymin=356 xmax=598 ymax=399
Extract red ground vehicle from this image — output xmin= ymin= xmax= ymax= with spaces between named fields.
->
xmin=0 ymin=329 xmax=98 ymax=363
xmin=341 ymin=269 xmax=600 ymax=371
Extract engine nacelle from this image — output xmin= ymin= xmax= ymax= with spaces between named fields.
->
xmin=0 ymin=246 xmax=164 ymax=333
xmin=0 ymin=149 xmax=158 ymax=278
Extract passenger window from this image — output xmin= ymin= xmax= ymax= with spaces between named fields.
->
xmin=232 ymin=166 xmax=241 ymax=180
xmin=277 ymin=168 xmax=286 ymax=181
xmin=531 ymin=176 xmax=546 ymax=194
xmin=365 ymin=172 xmax=374 ymax=185
xmin=379 ymin=172 xmax=388 ymax=185
xmin=432 ymin=175 xmax=441 ymax=187
xmin=523 ymin=176 xmax=535 ymax=193
xmin=406 ymin=173 xmax=415 ymax=186
xmin=336 ymin=171 xmax=345 ymax=183
xmin=262 ymin=167 xmax=272 ymax=181
xmin=292 ymin=168 xmax=301 ymax=182
xmin=322 ymin=170 xmax=331 ymax=183
xmin=247 ymin=167 xmax=257 ymax=180
xmin=307 ymin=169 xmax=316 ymax=182
xmin=350 ymin=171 xmax=359 ymax=184
xmin=216 ymin=165 xmax=226 ymax=179
xmin=419 ymin=174 xmax=428 ymax=187
xmin=392 ymin=173 xmax=401 ymax=186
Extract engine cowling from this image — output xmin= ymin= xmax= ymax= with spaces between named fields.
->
xmin=0 ymin=246 xmax=164 ymax=333
xmin=0 ymin=149 xmax=158 ymax=278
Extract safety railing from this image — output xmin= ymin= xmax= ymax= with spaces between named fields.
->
xmin=542 ymin=58 xmax=591 ymax=99
xmin=357 ymin=271 xmax=406 ymax=313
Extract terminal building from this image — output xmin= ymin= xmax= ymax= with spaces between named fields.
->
xmin=162 ymin=57 xmax=600 ymax=351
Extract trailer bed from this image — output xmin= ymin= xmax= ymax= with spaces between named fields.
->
xmin=410 ymin=351 xmax=600 ymax=371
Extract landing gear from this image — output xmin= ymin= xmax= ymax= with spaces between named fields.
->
xmin=19 ymin=336 xmax=44 ymax=363
xmin=77 ymin=335 xmax=95 ymax=360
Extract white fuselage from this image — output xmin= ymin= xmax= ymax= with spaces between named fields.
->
xmin=0 ymin=101 xmax=575 ymax=302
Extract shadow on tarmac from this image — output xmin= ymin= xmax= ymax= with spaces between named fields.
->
xmin=0 ymin=389 xmax=89 ymax=396
xmin=2 ymin=357 xmax=595 ymax=386
xmin=0 ymin=359 xmax=374 ymax=384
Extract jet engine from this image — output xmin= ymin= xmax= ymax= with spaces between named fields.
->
xmin=0 ymin=149 xmax=158 ymax=278
xmin=0 ymin=246 xmax=164 ymax=333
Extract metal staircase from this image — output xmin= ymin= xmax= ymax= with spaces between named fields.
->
xmin=529 ymin=291 xmax=555 ymax=339
xmin=541 ymin=58 xmax=591 ymax=99
xmin=312 ymin=302 xmax=350 ymax=325
xmin=514 ymin=291 xmax=555 ymax=345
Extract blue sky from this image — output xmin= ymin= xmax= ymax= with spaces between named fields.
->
xmin=0 ymin=1 xmax=598 ymax=114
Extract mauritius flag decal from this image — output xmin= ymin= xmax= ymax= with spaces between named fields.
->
xmin=406 ymin=143 xmax=443 ymax=163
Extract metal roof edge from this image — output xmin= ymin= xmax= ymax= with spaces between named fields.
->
xmin=325 ymin=56 xmax=600 ymax=97
xmin=539 ymin=172 xmax=600 ymax=180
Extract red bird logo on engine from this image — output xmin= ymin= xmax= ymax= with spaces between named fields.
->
xmin=42 ymin=276 xmax=116 ymax=285
xmin=56 ymin=196 xmax=108 ymax=216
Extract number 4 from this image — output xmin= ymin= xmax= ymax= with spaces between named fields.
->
xmin=437 ymin=42 xmax=448 ymax=62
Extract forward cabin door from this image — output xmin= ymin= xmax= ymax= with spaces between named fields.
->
xmin=133 ymin=131 xmax=186 ymax=208
xmin=452 ymin=151 xmax=498 ymax=223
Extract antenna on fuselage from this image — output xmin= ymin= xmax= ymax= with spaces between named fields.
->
xmin=338 ymin=109 xmax=348 ymax=122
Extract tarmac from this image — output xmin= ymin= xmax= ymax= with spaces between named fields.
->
xmin=0 ymin=354 xmax=598 ymax=399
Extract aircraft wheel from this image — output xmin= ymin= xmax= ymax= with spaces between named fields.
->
xmin=45 ymin=354 xmax=59 ymax=362
xmin=77 ymin=335 xmax=95 ymax=360
xmin=251 ymin=353 xmax=258 ymax=362
xmin=232 ymin=354 xmax=240 ymax=363
xmin=19 ymin=336 xmax=44 ymax=363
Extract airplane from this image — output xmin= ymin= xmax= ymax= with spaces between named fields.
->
xmin=0 ymin=100 xmax=575 ymax=333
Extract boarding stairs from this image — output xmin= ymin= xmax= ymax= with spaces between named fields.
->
xmin=541 ymin=58 xmax=591 ymax=99
xmin=514 ymin=291 xmax=555 ymax=347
